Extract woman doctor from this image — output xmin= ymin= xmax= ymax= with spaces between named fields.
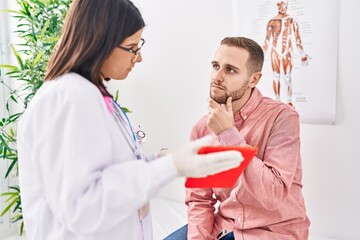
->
xmin=16 ymin=0 xmax=243 ymax=239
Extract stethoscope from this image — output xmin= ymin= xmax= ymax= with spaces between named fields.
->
xmin=103 ymin=96 xmax=146 ymax=160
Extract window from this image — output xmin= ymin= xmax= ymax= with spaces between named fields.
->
xmin=0 ymin=0 xmax=15 ymax=238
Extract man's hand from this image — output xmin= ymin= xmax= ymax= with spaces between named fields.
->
xmin=207 ymin=97 xmax=235 ymax=135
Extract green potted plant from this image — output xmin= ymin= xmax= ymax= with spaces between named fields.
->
xmin=0 ymin=0 xmax=72 ymax=234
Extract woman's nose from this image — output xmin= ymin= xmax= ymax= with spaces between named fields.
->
xmin=136 ymin=52 xmax=143 ymax=63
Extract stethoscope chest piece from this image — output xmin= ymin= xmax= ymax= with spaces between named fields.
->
xmin=136 ymin=130 xmax=146 ymax=144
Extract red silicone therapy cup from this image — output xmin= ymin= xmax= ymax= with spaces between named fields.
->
xmin=185 ymin=146 xmax=257 ymax=188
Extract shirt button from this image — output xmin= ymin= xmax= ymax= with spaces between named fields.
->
xmin=232 ymin=198 xmax=237 ymax=202
xmin=238 ymin=217 xmax=243 ymax=222
xmin=244 ymin=115 xmax=247 ymax=120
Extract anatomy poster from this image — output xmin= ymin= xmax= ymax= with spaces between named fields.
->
xmin=232 ymin=0 xmax=339 ymax=124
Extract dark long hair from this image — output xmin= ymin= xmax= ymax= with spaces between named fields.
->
xmin=45 ymin=0 xmax=145 ymax=96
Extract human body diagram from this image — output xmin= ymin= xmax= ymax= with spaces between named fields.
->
xmin=263 ymin=0 xmax=309 ymax=106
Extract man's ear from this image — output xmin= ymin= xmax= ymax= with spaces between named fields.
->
xmin=248 ymin=72 xmax=262 ymax=88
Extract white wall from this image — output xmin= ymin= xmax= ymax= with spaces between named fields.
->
xmin=300 ymin=0 xmax=360 ymax=239
xmin=108 ymin=0 xmax=360 ymax=239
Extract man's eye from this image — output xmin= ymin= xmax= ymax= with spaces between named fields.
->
xmin=212 ymin=64 xmax=220 ymax=70
xmin=226 ymin=67 xmax=236 ymax=73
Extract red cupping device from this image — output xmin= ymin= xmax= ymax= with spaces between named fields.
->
xmin=185 ymin=146 xmax=257 ymax=188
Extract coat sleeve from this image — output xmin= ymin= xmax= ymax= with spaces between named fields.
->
xmin=20 ymin=83 xmax=178 ymax=234
xmin=185 ymin=124 xmax=217 ymax=240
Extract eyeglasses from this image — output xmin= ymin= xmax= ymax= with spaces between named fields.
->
xmin=118 ymin=38 xmax=145 ymax=62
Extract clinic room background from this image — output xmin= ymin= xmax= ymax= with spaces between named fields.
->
xmin=1 ymin=0 xmax=359 ymax=239
xmin=109 ymin=0 xmax=360 ymax=239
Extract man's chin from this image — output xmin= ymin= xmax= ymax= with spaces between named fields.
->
xmin=210 ymin=96 xmax=227 ymax=105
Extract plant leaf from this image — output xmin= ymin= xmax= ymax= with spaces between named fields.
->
xmin=9 ymin=186 xmax=20 ymax=192
xmin=0 ymin=197 xmax=17 ymax=217
xmin=0 ymin=64 xmax=18 ymax=70
xmin=115 ymin=90 xmax=119 ymax=102
xmin=5 ymin=159 xmax=17 ymax=179
xmin=10 ymin=44 xmax=25 ymax=70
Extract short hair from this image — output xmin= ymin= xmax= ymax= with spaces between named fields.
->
xmin=45 ymin=0 xmax=145 ymax=96
xmin=220 ymin=37 xmax=264 ymax=75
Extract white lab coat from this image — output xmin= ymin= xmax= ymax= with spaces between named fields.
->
xmin=17 ymin=72 xmax=178 ymax=240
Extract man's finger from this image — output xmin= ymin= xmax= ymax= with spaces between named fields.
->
xmin=226 ymin=97 xmax=233 ymax=112
xmin=208 ymin=103 xmax=217 ymax=112
xmin=208 ymin=98 xmax=221 ymax=109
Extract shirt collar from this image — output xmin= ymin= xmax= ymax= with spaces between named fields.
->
xmin=234 ymin=87 xmax=263 ymax=121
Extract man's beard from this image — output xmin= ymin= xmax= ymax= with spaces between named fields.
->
xmin=210 ymin=81 xmax=248 ymax=104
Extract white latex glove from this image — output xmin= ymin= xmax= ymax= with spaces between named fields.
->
xmin=171 ymin=136 xmax=243 ymax=177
